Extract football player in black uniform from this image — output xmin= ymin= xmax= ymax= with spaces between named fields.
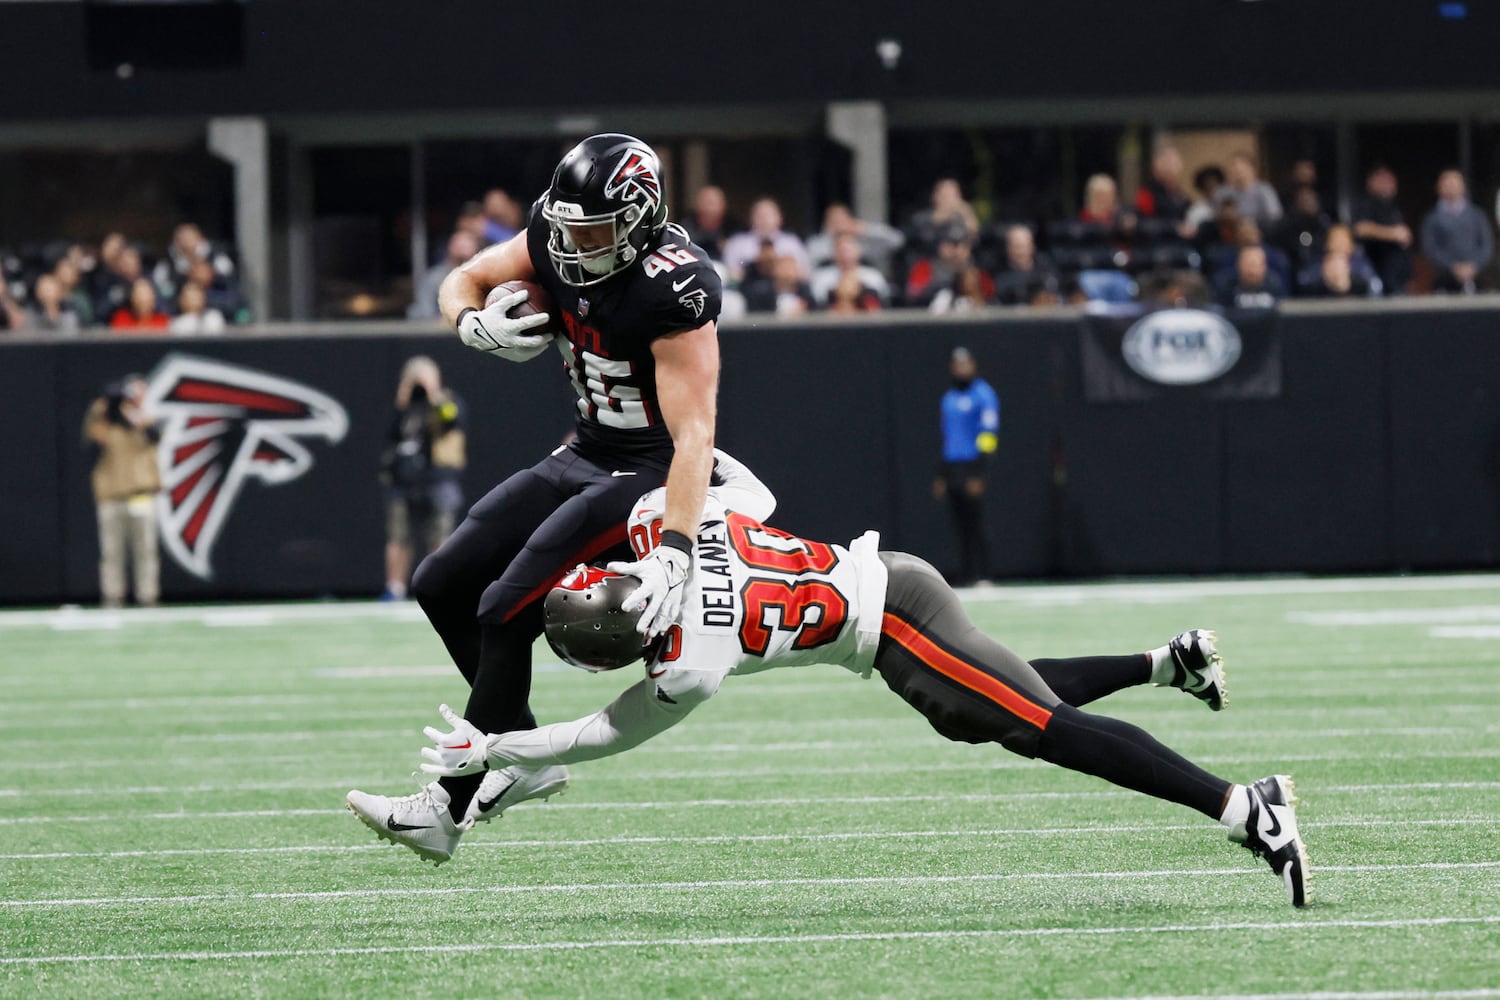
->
xmin=347 ymin=134 xmax=724 ymax=845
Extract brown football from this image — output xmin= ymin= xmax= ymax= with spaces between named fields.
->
xmin=486 ymin=279 xmax=559 ymax=335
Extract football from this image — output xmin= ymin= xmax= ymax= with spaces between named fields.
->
xmin=486 ymin=279 xmax=559 ymax=336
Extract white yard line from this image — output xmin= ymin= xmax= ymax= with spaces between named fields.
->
xmin=5 ymin=574 xmax=1500 ymax=632
xmin=3 ymin=747 xmax=1495 ymax=777
xmin=5 ymin=815 xmax=1494 ymax=863
xmin=4 ymin=861 xmax=1496 ymax=910
xmin=1288 ymin=606 xmax=1500 ymax=626
xmin=2 ymin=915 xmax=1496 ymax=966
xmin=1079 ymin=990 xmax=1500 ymax=1000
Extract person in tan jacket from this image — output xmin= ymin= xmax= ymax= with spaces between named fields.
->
xmin=380 ymin=356 xmax=466 ymax=600
xmin=83 ymin=375 xmax=162 ymax=608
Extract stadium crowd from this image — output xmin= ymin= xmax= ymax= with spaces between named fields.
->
xmin=4 ymin=152 xmax=1494 ymax=335
xmin=0 ymin=222 xmax=248 ymax=335
xmin=405 ymin=153 xmax=1495 ymax=322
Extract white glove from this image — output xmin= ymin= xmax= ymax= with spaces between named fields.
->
xmin=418 ymin=703 xmax=490 ymax=776
xmin=606 ymin=542 xmax=691 ymax=640
xmin=457 ymin=290 xmax=553 ymax=362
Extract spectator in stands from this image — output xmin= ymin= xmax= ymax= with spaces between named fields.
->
xmin=992 ymin=225 xmax=1060 ymax=306
xmin=1300 ymin=250 xmax=1372 ymax=299
xmin=743 ymin=254 xmax=815 ymax=317
xmin=1183 ymin=164 xmax=1226 ymax=236
xmin=152 ymin=222 xmax=236 ymax=305
xmin=83 ymin=374 xmax=162 ymax=608
xmin=805 ymin=202 xmax=905 ymax=273
xmin=810 ymin=233 xmax=890 ymax=307
xmin=92 ymin=232 xmax=127 ymax=302
xmin=0 ymin=283 xmax=25 ymax=332
xmin=482 ymin=189 xmax=523 ymax=245
xmin=825 ymin=270 xmax=884 ymax=314
xmin=1194 ymin=192 xmax=1241 ymax=265
xmin=1218 ymin=153 xmax=1283 ymax=227
xmin=95 ymin=244 xmax=144 ymax=322
xmin=1212 ymin=218 xmax=1291 ymax=292
xmin=409 ymin=230 xmax=480 ymax=320
xmin=906 ymin=224 xmax=988 ymax=308
xmin=454 ymin=201 xmax=489 ymax=247
xmin=1080 ymin=174 xmax=1128 ymax=229
xmin=931 ymin=264 xmax=997 ymax=313
xmin=1303 ymin=224 xmax=1379 ymax=295
xmin=380 ymin=356 xmax=466 ymax=601
xmin=1352 ymin=166 xmax=1413 ymax=296
xmin=1283 ymin=158 xmax=1327 ymax=207
xmin=51 ymin=257 xmax=95 ymax=326
xmin=1214 ymin=245 xmax=1285 ymax=309
xmin=1135 ymin=147 xmax=1192 ymax=222
xmin=109 ymin=277 xmax=170 ymax=332
xmin=25 ymin=273 xmax=79 ymax=335
xmin=683 ymin=185 xmax=731 ymax=262
xmin=169 ymin=281 xmax=226 ymax=334
xmin=720 ymin=197 xmax=811 ymax=281
xmin=906 ymin=178 xmax=979 ymax=254
xmin=186 ymin=258 xmax=247 ymax=322
xmin=1419 ymin=169 xmax=1493 ymax=293
xmin=1272 ymin=186 xmax=1332 ymax=276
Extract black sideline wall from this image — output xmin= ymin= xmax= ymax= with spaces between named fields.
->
xmin=2 ymin=304 xmax=1498 ymax=605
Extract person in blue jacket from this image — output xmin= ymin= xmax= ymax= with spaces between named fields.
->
xmin=933 ymin=346 xmax=1000 ymax=585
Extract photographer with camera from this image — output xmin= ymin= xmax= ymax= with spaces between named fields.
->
xmin=82 ymin=374 xmax=162 ymax=608
xmin=380 ymin=356 xmax=467 ymax=601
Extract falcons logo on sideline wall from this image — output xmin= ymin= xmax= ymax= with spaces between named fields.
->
xmin=143 ymin=354 xmax=349 ymax=580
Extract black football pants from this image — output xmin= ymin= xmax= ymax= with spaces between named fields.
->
xmin=412 ymin=441 xmax=669 ymax=761
xmin=874 ymin=551 xmax=1231 ymax=819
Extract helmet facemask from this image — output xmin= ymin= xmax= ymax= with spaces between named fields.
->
xmin=543 ymin=137 xmax=668 ymax=288
xmin=543 ymin=199 xmax=648 ymax=287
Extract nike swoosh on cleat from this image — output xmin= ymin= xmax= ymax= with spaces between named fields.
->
xmin=1262 ymin=807 xmax=1283 ymax=839
xmin=672 ymin=277 xmax=694 ymax=291
xmin=385 ymin=817 xmax=434 ymax=832
xmin=476 ymin=779 xmax=516 ymax=814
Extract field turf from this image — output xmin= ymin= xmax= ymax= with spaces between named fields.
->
xmin=2 ymin=575 xmax=1498 ymax=998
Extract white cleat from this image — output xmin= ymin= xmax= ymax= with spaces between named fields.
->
xmin=464 ymin=764 xmax=570 ymax=826
xmin=1230 ymin=774 xmax=1311 ymax=908
xmin=346 ymin=781 xmax=465 ymax=865
xmin=1163 ymin=628 xmax=1228 ymax=711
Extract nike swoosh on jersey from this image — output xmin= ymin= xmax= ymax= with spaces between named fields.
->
xmin=647 ymin=665 xmax=666 ymax=678
xmin=672 ymin=277 xmax=695 ymax=291
xmin=611 ymin=470 xmax=637 ymax=477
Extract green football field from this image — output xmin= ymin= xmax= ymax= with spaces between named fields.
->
xmin=2 ymin=576 xmax=1498 ymax=999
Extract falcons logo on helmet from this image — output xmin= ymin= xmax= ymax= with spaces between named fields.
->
xmin=603 ymin=150 xmax=662 ymax=210
xmin=143 ymin=355 xmax=348 ymax=580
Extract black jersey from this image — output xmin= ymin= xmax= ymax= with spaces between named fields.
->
xmin=526 ymin=201 xmax=722 ymax=455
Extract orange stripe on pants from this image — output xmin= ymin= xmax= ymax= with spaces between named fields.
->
xmin=882 ymin=612 xmax=1054 ymax=730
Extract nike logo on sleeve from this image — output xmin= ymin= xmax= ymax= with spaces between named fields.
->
xmin=672 ymin=277 xmax=694 ymax=291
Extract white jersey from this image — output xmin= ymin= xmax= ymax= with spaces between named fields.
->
xmin=624 ymin=493 xmax=888 ymax=682
xmin=477 ymin=452 xmax=889 ymax=771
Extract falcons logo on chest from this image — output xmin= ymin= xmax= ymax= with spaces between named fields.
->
xmin=143 ymin=355 xmax=348 ymax=580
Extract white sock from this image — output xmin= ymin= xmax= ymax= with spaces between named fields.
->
xmin=1147 ymin=645 xmax=1175 ymax=686
xmin=1218 ymin=784 xmax=1250 ymax=828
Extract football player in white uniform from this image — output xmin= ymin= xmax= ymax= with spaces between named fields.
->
xmin=414 ymin=456 xmax=1310 ymax=907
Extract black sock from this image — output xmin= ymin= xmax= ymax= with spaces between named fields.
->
xmin=1029 ymin=654 xmax=1150 ymax=707
xmin=1035 ymin=703 xmax=1230 ymax=819
xmin=439 ymin=772 xmax=485 ymax=822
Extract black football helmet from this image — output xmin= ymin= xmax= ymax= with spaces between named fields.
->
xmin=544 ymin=565 xmax=647 ymax=671
xmin=542 ymin=133 xmax=669 ymax=288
